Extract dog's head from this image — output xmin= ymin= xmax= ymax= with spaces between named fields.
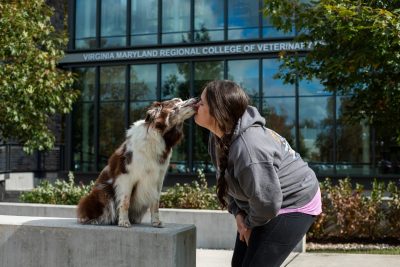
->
xmin=145 ymin=97 xmax=199 ymax=134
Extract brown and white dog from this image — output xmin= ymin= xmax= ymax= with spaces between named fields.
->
xmin=77 ymin=97 xmax=198 ymax=227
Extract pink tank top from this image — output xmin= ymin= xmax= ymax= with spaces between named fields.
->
xmin=278 ymin=187 xmax=322 ymax=216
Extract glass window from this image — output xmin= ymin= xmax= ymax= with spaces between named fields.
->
xmin=101 ymin=0 xmax=127 ymax=48
xmin=262 ymin=16 xmax=294 ymax=39
xmin=161 ymin=63 xmax=190 ymax=99
xmin=228 ymin=0 xmax=259 ymax=40
xmin=336 ymin=96 xmax=372 ymax=176
xmin=194 ymin=0 xmax=224 ymax=42
xmin=299 ymin=78 xmax=331 ymax=96
xmin=72 ymin=68 xmax=96 ymax=171
xmin=161 ymin=63 xmax=190 ymax=173
xmin=130 ymin=64 xmax=157 ymax=124
xmin=75 ymin=0 xmax=96 ymax=49
xmin=227 ymin=59 xmax=260 ymax=107
xmin=162 ymin=0 xmax=190 ymax=44
xmin=299 ymin=96 xmax=334 ymax=175
xmin=262 ymin=98 xmax=296 ymax=147
xmin=99 ymin=66 xmax=126 ymax=169
xmin=131 ymin=0 xmax=158 ymax=45
xmin=193 ymin=61 xmax=224 ymax=173
xmin=263 ymin=58 xmax=294 ymax=97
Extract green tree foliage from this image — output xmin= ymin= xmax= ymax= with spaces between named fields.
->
xmin=264 ymin=0 xmax=400 ymax=143
xmin=0 ymin=0 xmax=79 ymax=153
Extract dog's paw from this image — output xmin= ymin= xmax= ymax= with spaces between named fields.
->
xmin=118 ymin=219 xmax=131 ymax=228
xmin=152 ymin=220 xmax=163 ymax=228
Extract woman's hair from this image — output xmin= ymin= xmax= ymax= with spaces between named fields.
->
xmin=203 ymin=80 xmax=249 ymax=207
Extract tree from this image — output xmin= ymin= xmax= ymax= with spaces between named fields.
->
xmin=263 ymin=0 xmax=400 ymax=144
xmin=0 ymin=0 xmax=79 ymax=153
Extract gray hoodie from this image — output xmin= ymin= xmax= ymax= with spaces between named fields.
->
xmin=209 ymin=106 xmax=319 ymax=229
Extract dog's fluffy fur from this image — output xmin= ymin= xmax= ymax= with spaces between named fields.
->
xmin=77 ymin=97 xmax=198 ymax=227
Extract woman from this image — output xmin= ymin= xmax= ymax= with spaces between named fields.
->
xmin=194 ymin=80 xmax=322 ymax=267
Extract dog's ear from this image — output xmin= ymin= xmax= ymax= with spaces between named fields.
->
xmin=145 ymin=102 xmax=162 ymax=123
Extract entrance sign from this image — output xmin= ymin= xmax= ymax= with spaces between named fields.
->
xmin=61 ymin=41 xmax=316 ymax=64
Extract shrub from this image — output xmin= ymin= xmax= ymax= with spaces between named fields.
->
xmin=308 ymin=177 xmax=399 ymax=242
xmin=160 ymin=169 xmax=221 ymax=210
xmin=19 ymin=172 xmax=93 ymax=205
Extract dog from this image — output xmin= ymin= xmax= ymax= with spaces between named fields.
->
xmin=77 ymin=97 xmax=198 ymax=227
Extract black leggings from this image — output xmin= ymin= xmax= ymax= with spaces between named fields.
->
xmin=231 ymin=212 xmax=315 ymax=267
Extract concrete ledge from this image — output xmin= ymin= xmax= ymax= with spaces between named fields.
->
xmin=0 ymin=215 xmax=196 ymax=267
xmin=0 ymin=202 xmax=305 ymax=252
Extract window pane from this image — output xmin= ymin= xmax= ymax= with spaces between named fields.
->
xmin=101 ymin=0 xmax=127 ymax=48
xmin=263 ymin=58 xmax=294 ymax=97
xmin=262 ymin=97 xmax=296 ymax=148
xmin=299 ymin=78 xmax=331 ymax=96
xmin=299 ymin=96 xmax=334 ymax=166
xmin=131 ymin=64 xmax=157 ymax=101
xmin=161 ymin=63 xmax=190 ymax=173
xmin=227 ymin=60 xmax=259 ymax=107
xmin=75 ymin=0 xmax=96 ymax=49
xmin=162 ymin=0 xmax=190 ymax=44
xmin=130 ymin=101 xmax=152 ymax=124
xmin=72 ymin=68 xmax=96 ymax=171
xmin=194 ymin=0 xmax=224 ymax=42
xmin=336 ymin=96 xmax=372 ymax=176
xmin=262 ymin=16 xmax=294 ymax=39
xmin=228 ymin=0 xmax=259 ymax=40
xmin=161 ymin=63 xmax=190 ymax=99
xmin=100 ymin=66 xmax=126 ymax=101
xmin=131 ymin=0 xmax=158 ymax=45
xmin=194 ymin=61 xmax=224 ymax=96
xmin=99 ymin=66 xmax=126 ymax=170
xmin=193 ymin=61 xmax=224 ymax=173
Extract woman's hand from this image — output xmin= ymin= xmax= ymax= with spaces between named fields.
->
xmin=235 ymin=212 xmax=252 ymax=246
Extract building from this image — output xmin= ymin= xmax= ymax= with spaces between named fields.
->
xmin=1 ymin=0 xmax=399 ymax=191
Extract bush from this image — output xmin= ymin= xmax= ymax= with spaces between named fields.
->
xmin=19 ymin=172 xmax=93 ymax=205
xmin=160 ymin=169 xmax=221 ymax=210
xmin=308 ymin=178 xmax=400 ymax=242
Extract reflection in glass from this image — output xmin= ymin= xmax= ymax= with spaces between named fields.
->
xmin=161 ymin=63 xmax=190 ymax=173
xmin=101 ymin=0 xmax=127 ymax=48
xmin=194 ymin=0 xmax=224 ymax=42
xmin=72 ymin=68 xmax=96 ymax=171
xmin=130 ymin=101 xmax=152 ymax=124
xmin=131 ymin=0 xmax=158 ymax=45
xmin=228 ymin=0 xmax=259 ymax=40
xmin=299 ymin=78 xmax=331 ymax=96
xmin=227 ymin=60 xmax=259 ymax=107
xmin=336 ymin=96 xmax=371 ymax=176
xmin=262 ymin=98 xmax=296 ymax=149
xmin=262 ymin=16 xmax=294 ymax=39
xmin=131 ymin=64 xmax=157 ymax=101
xmin=99 ymin=67 xmax=126 ymax=169
xmin=75 ymin=0 xmax=96 ymax=49
xmin=300 ymin=96 xmax=334 ymax=164
xmin=193 ymin=61 xmax=224 ymax=173
xmin=161 ymin=63 xmax=189 ymax=99
xmin=162 ymin=0 xmax=190 ymax=43
xmin=263 ymin=58 xmax=294 ymax=97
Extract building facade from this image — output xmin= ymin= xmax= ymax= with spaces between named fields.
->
xmin=2 ymin=0 xmax=399 ymax=186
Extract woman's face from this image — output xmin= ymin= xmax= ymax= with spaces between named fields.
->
xmin=194 ymin=89 xmax=217 ymax=132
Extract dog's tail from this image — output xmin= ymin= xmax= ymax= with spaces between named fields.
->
xmin=77 ymin=190 xmax=116 ymax=224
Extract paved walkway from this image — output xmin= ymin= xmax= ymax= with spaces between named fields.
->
xmin=197 ymin=249 xmax=400 ymax=267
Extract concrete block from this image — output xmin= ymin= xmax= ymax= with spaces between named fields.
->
xmin=0 ymin=215 xmax=196 ymax=267
xmin=0 ymin=203 xmax=306 ymax=252
xmin=5 ymin=172 xmax=36 ymax=191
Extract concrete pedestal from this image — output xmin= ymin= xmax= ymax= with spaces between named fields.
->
xmin=0 ymin=215 xmax=196 ymax=267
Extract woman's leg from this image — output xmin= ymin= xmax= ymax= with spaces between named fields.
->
xmin=241 ymin=213 xmax=315 ymax=267
xmin=231 ymin=232 xmax=248 ymax=267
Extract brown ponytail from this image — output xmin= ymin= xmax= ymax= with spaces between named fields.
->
xmin=202 ymin=80 xmax=249 ymax=208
